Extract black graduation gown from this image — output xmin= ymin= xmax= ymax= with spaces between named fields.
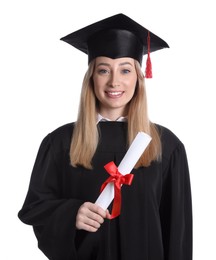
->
xmin=18 ymin=122 xmax=192 ymax=260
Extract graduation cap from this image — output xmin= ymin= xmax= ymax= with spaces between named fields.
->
xmin=60 ymin=13 xmax=169 ymax=78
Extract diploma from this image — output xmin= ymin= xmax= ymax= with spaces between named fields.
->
xmin=95 ymin=131 xmax=152 ymax=210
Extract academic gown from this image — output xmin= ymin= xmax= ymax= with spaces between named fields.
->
xmin=18 ymin=122 xmax=192 ymax=260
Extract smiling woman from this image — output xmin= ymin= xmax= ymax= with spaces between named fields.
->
xmin=18 ymin=13 xmax=192 ymax=260
xmin=93 ymin=57 xmax=137 ymax=120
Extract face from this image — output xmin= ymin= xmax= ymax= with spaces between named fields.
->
xmin=93 ymin=56 xmax=137 ymax=118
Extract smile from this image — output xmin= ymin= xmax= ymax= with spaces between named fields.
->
xmin=105 ymin=91 xmax=124 ymax=98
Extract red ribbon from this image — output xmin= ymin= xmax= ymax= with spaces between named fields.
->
xmin=100 ymin=161 xmax=134 ymax=219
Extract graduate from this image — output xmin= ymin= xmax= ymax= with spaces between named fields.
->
xmin=18 ymin=13 xmax=193 ymax=260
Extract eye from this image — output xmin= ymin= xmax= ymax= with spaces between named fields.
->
xmin=98 ymin=68 xmax=109 ymax=74
xmin=122 ymin=69 xmax=131 ymax=74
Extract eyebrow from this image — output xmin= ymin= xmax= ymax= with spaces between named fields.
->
xmin=96 ymin=61 xmax=133 ymax=67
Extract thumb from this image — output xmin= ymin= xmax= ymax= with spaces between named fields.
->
xmin=106 ymin=209 xmax=111 ymax=219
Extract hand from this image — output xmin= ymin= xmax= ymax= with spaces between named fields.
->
xmin=76 ymin=202 xmax=111 ymax=232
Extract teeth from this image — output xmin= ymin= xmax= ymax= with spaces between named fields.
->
xmin=107 ymin=91 xmax=123 ymax=96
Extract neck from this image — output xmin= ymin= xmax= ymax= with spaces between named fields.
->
xmin=99 ymin=109 xmax=127 ymax=121
xmin=98 ymin=107 xmax=128 ymax=121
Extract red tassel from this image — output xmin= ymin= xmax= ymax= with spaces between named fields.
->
xmin=145 ymin=31 xmax=152 ymax=78
xmin=145 ymin=53 xmax=152 ymax=78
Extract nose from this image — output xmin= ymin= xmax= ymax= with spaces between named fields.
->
xmin=109 ymin=73 xmax=120 ymax=88
xmin=111 ymin=84 xmax=120 ymax=88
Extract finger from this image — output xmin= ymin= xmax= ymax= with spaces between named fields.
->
xmin=78 ymin=222 xmax=99 ymax=233
xmin=76 ymin=214 xmax=101 ymax=231
xmin=81 ymin=202 xmax=106 ymax=222
xmin=87 ymin=203 xmax=107 ymax=219
xmin=106 ymin=209 xmax=112 ymax=219
xmin=85 ymin=209 xmax=105 ymax=225
xmin=76 ymin=202 xmax=107 ymax=232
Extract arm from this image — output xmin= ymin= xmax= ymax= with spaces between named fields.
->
xmin=159 ymin=143 xmax=193 ymax=260
xmin=18 ymin=133 xmax=110 ymax=259
xmin=18 ymin=135 xmax=82 ymax=260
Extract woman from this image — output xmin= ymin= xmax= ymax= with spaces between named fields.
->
xmin=18 ymin=14 xmax=192 ymax=260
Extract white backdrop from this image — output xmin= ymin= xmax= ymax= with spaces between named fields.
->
xmin=1 ymin=0 xmax=215 ymax=259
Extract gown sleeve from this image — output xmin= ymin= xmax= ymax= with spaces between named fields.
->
xmin=18 ymin=134 xmax=82 ymax=260
xmin=159 ymin=142 xmax=193 ymax=260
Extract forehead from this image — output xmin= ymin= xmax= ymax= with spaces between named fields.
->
xmin=95 ymin=56 xmax=135 ymax=66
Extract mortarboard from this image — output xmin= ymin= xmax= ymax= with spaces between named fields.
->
xmin=60 ymin=13 xmax=169 ymax=78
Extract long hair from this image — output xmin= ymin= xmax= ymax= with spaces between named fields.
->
xmin=70 ymin=59 xmax=161 ymax=169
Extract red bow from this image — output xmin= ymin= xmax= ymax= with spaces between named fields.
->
xmin=100 ymin=161 xmax=134 ymax=219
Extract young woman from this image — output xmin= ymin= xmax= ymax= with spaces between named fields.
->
xmin=18 ymin=14 xmax=192 ymax=260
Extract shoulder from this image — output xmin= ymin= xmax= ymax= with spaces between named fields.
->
xmin=42 ymin=122 xmax=75 ymax=151
xmin=49 ymin=122 xmax=75 ymax=139
xmin=156 ymin=124 xmax=181 ymax=145
xmin=155 ymin=124 xmax=186 ymax=160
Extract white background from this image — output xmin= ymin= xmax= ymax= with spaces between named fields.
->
xmin=1 ymin=0 xmax=215 ymax=259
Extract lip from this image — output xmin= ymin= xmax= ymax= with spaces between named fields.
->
xmin=105 ymin=91 xmax=124 ymax=98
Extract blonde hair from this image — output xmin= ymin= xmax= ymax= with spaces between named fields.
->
xmin=70 ymin=59 xmax=161 ymax=169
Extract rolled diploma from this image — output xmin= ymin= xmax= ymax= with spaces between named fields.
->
xmin=95 ymin=131 xmax=152 ymax=210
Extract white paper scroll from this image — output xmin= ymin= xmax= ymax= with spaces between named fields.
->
xmin=95 ymin=131 xmax=152 ymax=210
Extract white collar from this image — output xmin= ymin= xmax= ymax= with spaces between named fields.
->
xmin=97 ymin=114 xmax=127 ymax=124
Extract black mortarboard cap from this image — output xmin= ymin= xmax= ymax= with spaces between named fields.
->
xmin=60 ymin=13 xmax=169 ymax=77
